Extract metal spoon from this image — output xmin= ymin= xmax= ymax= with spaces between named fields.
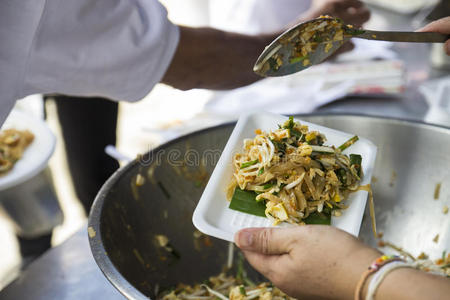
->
xmin=254 ymin=16 xmax=449 ymax=77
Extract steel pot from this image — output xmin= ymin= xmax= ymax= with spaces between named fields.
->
xmin=88 ymin=114 xmax=450 ymax=299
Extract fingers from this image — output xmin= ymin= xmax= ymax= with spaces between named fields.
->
xmin=240 ymin=250 xmax=281 ymax=278
xmin=336 ymin=4 xmax=370 ymax=27
xmin=417 ymin=16 xmax=450 ymax=56
xmin=417 ymin=16 xmax=450 ymax=35
xmin=234 ymin=227 xmax=295 ymax=255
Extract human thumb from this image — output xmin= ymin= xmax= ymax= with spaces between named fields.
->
xmin=234 ymin=227 xmax=292 ymax=255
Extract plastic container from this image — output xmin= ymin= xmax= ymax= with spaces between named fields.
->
xmin=193 ymin=112 xmax=377 ymax=242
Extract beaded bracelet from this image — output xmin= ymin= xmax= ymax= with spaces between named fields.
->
xmin=366 ymin=260 xmax=413 ymax=300
xmin=354 ymin=255 xmax=405 ymax=300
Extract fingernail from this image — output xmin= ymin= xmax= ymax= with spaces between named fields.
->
xmin=237 ymin=230 xmax=253 ymax=248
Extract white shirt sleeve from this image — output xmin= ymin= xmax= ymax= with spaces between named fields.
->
xmin=20 ymin=0 xmax=179 ymax=102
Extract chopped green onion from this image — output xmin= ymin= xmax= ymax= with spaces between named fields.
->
xmin=258 ymin=168 xmax=264 ymax=176
xmin=263 ymin=182 xmax=275 ymax=189
xmin=290 ymin=128 xmax=304 ymax=140
xmin=310 ymin=145 xmax=335 ymax=153
xmin=350 ymin=154 xmax=362 ymax=165
xmin=345 ymin=27 xmax=366 ymax=36
xmin=338 ymin=135 xmax=359 ymax=152
xmin=270 ymin=138 xmax=286 ymax=155
xmin=289 ymin=56 xmax=307 ymax=64
xmin=283 ymin=116 xmax=295 ymax=129
xmin=240 ymin=159 xmax=259 ymax=169
xmin=229 ymin=188 xmax=266 ymax=217
xmin=239 ymin=286 xmax=246 ymax=296
xmin=336 ymin=168 xmax=347 ymax=185
xmin=350 ymin=154 xmax=362 ymax=176
xmin=268 ymin=57 xmax=279 ymax=71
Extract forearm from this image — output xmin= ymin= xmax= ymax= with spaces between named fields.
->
xmin=373 ymin=267 xmax=450 ymax=300
xmin=161 ymin=26 xmax=276 ymax=90
xmin=314 ymin=245 xmax=450 ymax=300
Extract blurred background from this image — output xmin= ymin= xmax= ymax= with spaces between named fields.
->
xmin=1 ymin=0 xmax=449 ymax=291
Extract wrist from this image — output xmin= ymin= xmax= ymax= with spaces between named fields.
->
xmin=344 ymin=247 xmax=382 ymax=300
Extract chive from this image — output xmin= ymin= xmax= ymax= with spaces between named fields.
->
xmin=239 ymin=286 xmax=246 ymax=296
xmin=263 ymin=183 xmax=274 ymax=189
xmin=236 ymin=252 xmax=246 ymax=283
xmin=258 ymin=168 xmax=264 ymax=176
xmin=268 ymin=57 xmax=279 ymax=71
xmin=240 ymin=159 xmax=259 ymax=169
xmin=289 ymin=56 xmax=307 ymax=64
xmin=350 ymin=154 xmax=362 ymax=165
xmin=338 ymin=135 xmax=359 ymax=151
xmin=270 ymin=139 xmax=286 ymax=155
xmin=350 ymin=154 xmax=362 ymax=176
xmin=443 ymin=251 xmax=447 ymax=260
xmin=345 ymin=27 xmax=366 ymax=36
xmin=290 ymin=128 xmax=304 ymax=140
xmin=203 ymin=279 xmax=211 ymax=285
xmin=441 ymin=264 xmax=450 ymax=269
xmin=283 ymin=116 xmax=295 ymax=129
xmin=229 ymin=188 xmax=266 ymax=217
xmin=310 ymin=145 xmax=335 ymax=154
xmin=303 ymin=212 xmax=331 ymax=225
xmin=336 ymin=168 xmax=347 ymax=185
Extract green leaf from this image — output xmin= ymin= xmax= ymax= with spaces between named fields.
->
xmin=303 ymin=212 xmax=331 ymax=225
xmin=230 ymin=189 xmax=332 ymax=225
xmin=229 ymin=188 xmax=266 ymax=217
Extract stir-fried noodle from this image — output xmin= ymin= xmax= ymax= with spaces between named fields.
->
xmin=227 ymin=117 xmax=375 ymax=233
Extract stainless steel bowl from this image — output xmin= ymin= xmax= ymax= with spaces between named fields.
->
xmin=88 ymin=114 xmax=450 ymax=299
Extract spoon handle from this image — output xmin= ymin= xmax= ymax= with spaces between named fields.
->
xmin=356 ymin=30 xmax=449 ymax=43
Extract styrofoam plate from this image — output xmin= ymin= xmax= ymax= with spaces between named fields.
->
xmin=0 ymin=110 xmax=56 ymax=191
xmin=193 ymin=112 xmax=377 ymax=242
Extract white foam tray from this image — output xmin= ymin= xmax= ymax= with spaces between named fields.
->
xmin=0 ymin=110 xmax=56 ymax=191
xmin=193 ymin=112 xmax=377 ymax=242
